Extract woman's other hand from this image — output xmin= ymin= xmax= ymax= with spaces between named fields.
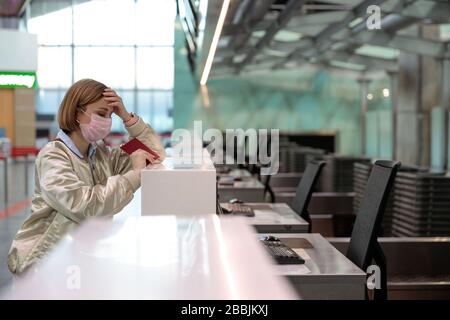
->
xmin=103 ymin=88 xmax=131 ymax=122
xmin=130 ymin=149 xmax=156 ymax=172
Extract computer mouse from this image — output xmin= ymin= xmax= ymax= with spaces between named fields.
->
xmin=220 ymin=206 xmax=232 ymax=214
xmin=229 ymin=198 xmax=244 ymax=204
xmin=262 ymin=236 xmax=279 ymax=242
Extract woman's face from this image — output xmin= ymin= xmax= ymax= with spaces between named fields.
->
xmin=77 ymin=98 xmax=113 ymax=126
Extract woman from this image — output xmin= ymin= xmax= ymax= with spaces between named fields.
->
xmin=8 ymin=79 xmax=166 ymax=275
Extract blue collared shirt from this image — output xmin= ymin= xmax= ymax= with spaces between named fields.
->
xmin=56 ymin=130 xmax=97 ymax=161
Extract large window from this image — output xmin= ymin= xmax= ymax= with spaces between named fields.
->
xmin=28 ymin=0 xmax=176 ymax=133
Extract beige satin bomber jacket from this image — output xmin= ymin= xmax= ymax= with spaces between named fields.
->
xmin=7 ymin=116 xmax=165 ymax=275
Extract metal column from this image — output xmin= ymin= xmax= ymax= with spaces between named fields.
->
xmin=3 ymin=158 xmax=8 ymax=205
xmin=24 ymin=154 xmax=29 ymax=196
xmin=388 ymin=71 xmax=399 ymax=161
xmin=442 ymin=58 xmax=450 ymax=170
xmin=358 ymin=77 xmax=371 ymax=156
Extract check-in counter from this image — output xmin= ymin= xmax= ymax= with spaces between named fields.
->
xmin=114 ymin=192 xmax=362 ymax=300
xmin=2 ymin=216 xmax=298 ymax=300
xmin=217 ymin=168 xmax=252 ymax=179
xmin=329 ymin=237 xmax=450 ymax=300
xmin=274 ymin=192 xmax=356 ymax=237
xmin=275 ymin=191 xmax=355 ymax=214
xmin=269 ymin=172 xmax=302 ymax=193
xmin=218 ymin=177 xmax=265 ymax=202
xmin=266 ymin=233 xmax=366 ymax=300
xmin=220 ymin=202 xmax=309 ymax=233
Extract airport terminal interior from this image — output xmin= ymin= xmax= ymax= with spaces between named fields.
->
xmin=0 ymin=0 xmax=449 ymax=300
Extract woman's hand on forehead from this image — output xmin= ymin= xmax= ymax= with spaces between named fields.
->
xmin=102 ymin=88 xmax=130 ymax=121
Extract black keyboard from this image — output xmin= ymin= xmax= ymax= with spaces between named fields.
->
xmin=227 ymin=204 xmax=255 ymax=217
xmin=260 ymin=236 xmax=305 ymax=265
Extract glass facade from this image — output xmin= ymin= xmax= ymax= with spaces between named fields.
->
xmin=28 ymin=0 xmax=176 ymax=133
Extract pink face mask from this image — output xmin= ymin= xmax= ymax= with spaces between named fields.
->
xmin=79 ymin=110 xmax=112 ymax=143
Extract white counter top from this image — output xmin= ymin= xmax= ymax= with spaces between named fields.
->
xmin=2 ymin=215 xmax=298 ymax=300
xmin=268 ymin=233 xmax=366 ymax=300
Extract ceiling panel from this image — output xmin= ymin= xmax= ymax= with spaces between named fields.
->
xmin=191 ymin=0 xmax=450 ymax=81
xmin=0 ymin=0 xmax=26 ymax=16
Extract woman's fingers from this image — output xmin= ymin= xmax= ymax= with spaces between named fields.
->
xmin=103 ymin=89 xmax=127 ymax=114
xmin=103 ymin=88 xmax=130 ymax=120
xmin=130 ymin=150 xmax=140 ymax=157
xmin=143 ymin=151 xmax=153 ymax=159
xmin=103 ymin=96 xmax=121 ymax=101
xmin=136 ymin=150 xmax=150 ymax=159
xmin=107 ymin=101 xmax=122 ymax=108
xmin=103 ymin=92 xmax=119 ymax=98
xmin=103 ymin=89 xmax=120 ymax=98
xmin=139 ymin=151 xmax=156 ymax=163
xmin=103 ymin=94 xmax=122 ymax=106
xmin=131 ymin=150 xmax=154 ymax=161
xmin=146 ymin=154 xmax=156 ymax=164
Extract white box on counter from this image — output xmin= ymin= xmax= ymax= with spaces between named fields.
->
xmin=141 ymin=149 xmax=216 ymax=216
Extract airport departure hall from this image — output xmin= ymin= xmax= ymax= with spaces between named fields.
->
xmin=0 ymin=0 xmax=450 ymax=304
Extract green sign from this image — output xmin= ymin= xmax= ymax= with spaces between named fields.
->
xmin=0 ymin=71 xmax=37 ymax=89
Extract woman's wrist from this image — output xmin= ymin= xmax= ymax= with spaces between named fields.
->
xmin=124 ymin=112 xmax=138 ymax=127
xmin=120 ymin=111 xmax=132 ymax=122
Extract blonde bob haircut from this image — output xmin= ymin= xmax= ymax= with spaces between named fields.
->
xmin=58 ymin=79 xmax=107 ymax=133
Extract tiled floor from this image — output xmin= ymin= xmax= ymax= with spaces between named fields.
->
xmin=0 ymin=158 xmax=35 ymax=290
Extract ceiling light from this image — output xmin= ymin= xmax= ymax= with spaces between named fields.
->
xmin=348 ymin=17 xmax=364 ymax=28
xmin=200 ymin=85 xmax=210 ymax=108
xmin=200 ymin=0 xmax=231 ymax=85
xmin=273 ymin=30 xmax=302 ymax=42
xmin=355 ymin=45 xmax=399 ymax=60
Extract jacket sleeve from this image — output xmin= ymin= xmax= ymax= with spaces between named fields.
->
xmin=39 ymin=147 xmax=140 ymax=223
xmin=109 ymin=116 xmax=166 ymax=176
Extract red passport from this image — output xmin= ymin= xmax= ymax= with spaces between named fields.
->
xmin=120 ymin=138 xmax=160 ymax=165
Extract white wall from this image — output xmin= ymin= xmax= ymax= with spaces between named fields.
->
xmin=0 ymin=29 xmax=37 ymax=72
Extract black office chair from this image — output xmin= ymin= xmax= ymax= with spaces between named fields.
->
xmin=261 ymin=173 xmax=275 ymax=203
xmin=246 ymin=162 xmax=276 ymax=203
xmin=290 ymin=160 xmax=326 ymax=232
xmin=346 ymin=160 xmax=401 ymax=300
